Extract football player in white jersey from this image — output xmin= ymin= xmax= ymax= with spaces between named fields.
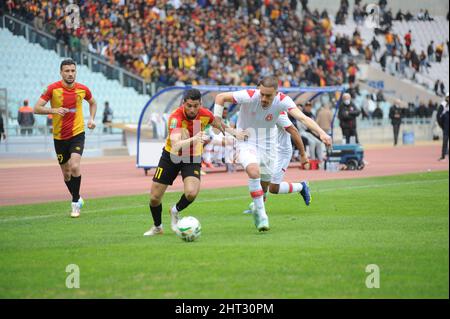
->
xmin=214 ymin=76 xmax=332 ymax=232
xmin=243 ymin=111 xmax=310 ymax=214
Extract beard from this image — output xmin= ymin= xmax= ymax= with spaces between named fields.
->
xmin=186 ymin=113 xmax=197 ymax=120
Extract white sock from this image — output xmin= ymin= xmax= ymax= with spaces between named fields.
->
xmin=248 ymin=178 xmax=267 ymax=219
xmin=278 ymin=182 xmax=303 ymax=194
xmin=171 ymin=205 xmax=178 ymax=214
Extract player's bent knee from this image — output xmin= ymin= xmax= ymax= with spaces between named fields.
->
xmin=246 ymin=164 xmax=260 ymax=179
xmin=269 ymin=184 xmax=279 ymax=194
xmin=150 ymin=197 xmax=161 ymax=207
xmin=70 ymin=163 xmax=81 ymax=176
xmin=184 ymin=191 xmax=198 ymax=202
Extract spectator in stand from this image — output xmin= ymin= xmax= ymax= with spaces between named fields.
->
xmin=372 ymin=103 xmax=384 ymax=124
xmin=0 ymin=112 xmax=6 ymax=143
xmin=347 ymin=62 xmax=358 ymax=85
xmin=419 ymin=51 xmax=431 ymax=73
xmin=102 ymin=101 xmax=113 ymax=134
xmin=316 ymin=103 xmax=333 ymax=135
xmin=436 ymin=43 xmax=444 ymax=63
xmin=427 ymin=100 xmax=438 ymax=117
xmin=424 ymin=9 xmax=434 ymax=21
xmin=435 ymin=80 xmax=442 ymax=97
xmin=427 ymin=41 xmax=435 ymax=62
xmin=440 ymin=81 xmax=446 ymax=97
xmin=376 ymin=90 xmax=386 ymax=102
xmin=338 ymin=93 xmax=361 ymax=144
xmin=395 ymin=9 xmax=404 ymax=21
xmin=389 ymin=99 xmax=403 ymax=146
xmin=17 ymin=99 xmax=35 ymax=136
xmin=362 ymin=94 xmax=376 ymax=119
xmin=404 ymin=30 xmax=412 ymax=52
xmin=299 ymin=101 xmax=324 ymax=162
xmin=416 ymin=101 xmax=428 ymax=119
xmin=404 ymin=11 xmax=414 ymax=21
xmin=371 ymin=36 xmax=381 ymax=54
xmin=437 ymin=93 xmax=449 ymax=161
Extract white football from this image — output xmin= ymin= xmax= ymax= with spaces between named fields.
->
xmin=176 ymin=216 xmax=201 ymax=242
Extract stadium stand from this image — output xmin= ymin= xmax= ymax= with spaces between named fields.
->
xmin=0 ymin=0 xmax=447 ymax=149
xmin=333 ymin=14 xmax=449 ymax=95
xmin=0 ymin=27 xmax=149 ymax=125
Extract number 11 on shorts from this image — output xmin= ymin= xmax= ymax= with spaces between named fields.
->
xmin=155 ymin=167 xmax=163 ymax=179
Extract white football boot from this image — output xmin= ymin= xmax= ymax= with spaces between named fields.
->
xmin=170 ymin=207 xmax=180 ymax=233
xmin=70 ymin=202 xmax=80 ymax=218
xmin=143 ymin=225 xmax=164 ymax=236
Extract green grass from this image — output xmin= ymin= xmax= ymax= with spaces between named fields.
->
xmin=0 ymin=171 xmax=448 ymax=299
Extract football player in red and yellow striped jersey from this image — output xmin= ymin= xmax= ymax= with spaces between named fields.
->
xmin=34 ymin=59 xmax=97 ymax=218
xmin=143 ymin=88 xmax=245 ymax=236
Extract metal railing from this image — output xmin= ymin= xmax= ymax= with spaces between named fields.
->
xmin=1 ymin=14 xmax=151 ymax=96
xmin=0 ymin=124 xmax=124 ymax=153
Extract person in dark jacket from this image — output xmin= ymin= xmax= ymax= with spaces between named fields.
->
xmin=0 ymin=112 xmax=6 ymax=142
xmin=17 ymin=100 xmax=35 ymax=136
xmin=102 ymin=101 xmax=113 ymax=134
xmin=338 ymin=93 xmax=361 ymax=144
xmin=437 ymin=93 xmax=449 ymax=160
xmin=389 ymin=99 xmax=403 ymax=146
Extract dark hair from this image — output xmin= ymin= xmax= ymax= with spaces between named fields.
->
xmin=183 ymin=89 xmax=202 ymax=102
xmin=60 ymin=58 xmax=76 ymax=70
xmin=258 ymin=76 xmax=279 ymax=89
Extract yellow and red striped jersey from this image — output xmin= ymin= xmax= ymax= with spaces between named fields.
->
xmin=40 ymin=81 xmax=92 ymax=140
xmin=164 ymin=105 xmax=214 ymax=157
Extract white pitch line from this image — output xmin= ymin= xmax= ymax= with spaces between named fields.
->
xmin=0 ymin=178 xmax=447 ymax=224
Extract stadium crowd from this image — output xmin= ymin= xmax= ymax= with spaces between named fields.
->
xmin=335 ymin=0 xmax=449 ymax=95
xmin=2 ymin=0 xmax=447 ymax=96
xmin=4 ymin=0 xmax=363 ymax=91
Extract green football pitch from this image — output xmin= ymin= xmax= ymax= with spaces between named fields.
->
xmin=0 ymin=171 xmax=448 ymax=298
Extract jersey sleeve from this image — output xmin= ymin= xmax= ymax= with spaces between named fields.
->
xmin=40 ymin=85 xmax=54 ymax=102
xmin=232 ymin=89 xmax=258 ymax=104
xmin=84 ymin=86 xmax=93 ymax=101
xmin=206 ymin=109 xmax=215 ymax=124
xmin=276 ymin=112 xmax=293 ymax=129
xmin=278 ymin=93 xmax=297 ymax=111
xmin=167 ymin=113 xmax=183 ymax=136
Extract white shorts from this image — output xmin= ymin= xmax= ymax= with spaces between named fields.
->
xmin=271 ymin=153 xmax=291 ymax=184
xmin=237 ymin=141 xmax=275 ymax=182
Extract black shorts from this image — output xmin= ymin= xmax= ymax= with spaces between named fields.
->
xmin=54 ymin=132 xmax=85 ymax=165
xmin=152 ymin=149 xmax=202 ymax=185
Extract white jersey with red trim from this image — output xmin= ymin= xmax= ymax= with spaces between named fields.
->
xmin=232 ymin=89 xmax=296 ymax=149
xmin=276 ymin=112 xmax=294 ymax=157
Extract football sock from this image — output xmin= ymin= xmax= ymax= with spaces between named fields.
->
xmin=278 ymin=182 xmax=303 ymax=194
xmin=71 ymin=175 xmax=81 ymax=202
xmin=263 ymin=191 xmax=269 ymax=202
xmin=64 ymin=179 xmax=73 ymax=195
xmin=173 ymin=194 xmax=193 ymax=213
xmin=150 ymin=203 xmax=162 ymax=227
xmin=248 ymin=178 xmax=267 ymax=219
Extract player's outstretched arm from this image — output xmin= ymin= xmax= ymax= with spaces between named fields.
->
xmin=285 ymin=125 xmax=309 ymax=165
xmin=213 ymin=92 xmax=249 ymax=141
xmin=288 ymin=107 xmax=332 ymax=147
xmin=87 ymin=97 xmax=97 ymax=130
xmin=213 ymin=92 xmax=235 ymax=131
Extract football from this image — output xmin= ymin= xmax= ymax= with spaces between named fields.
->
xmin=176 ymin=216 xmax=202 ymax=242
